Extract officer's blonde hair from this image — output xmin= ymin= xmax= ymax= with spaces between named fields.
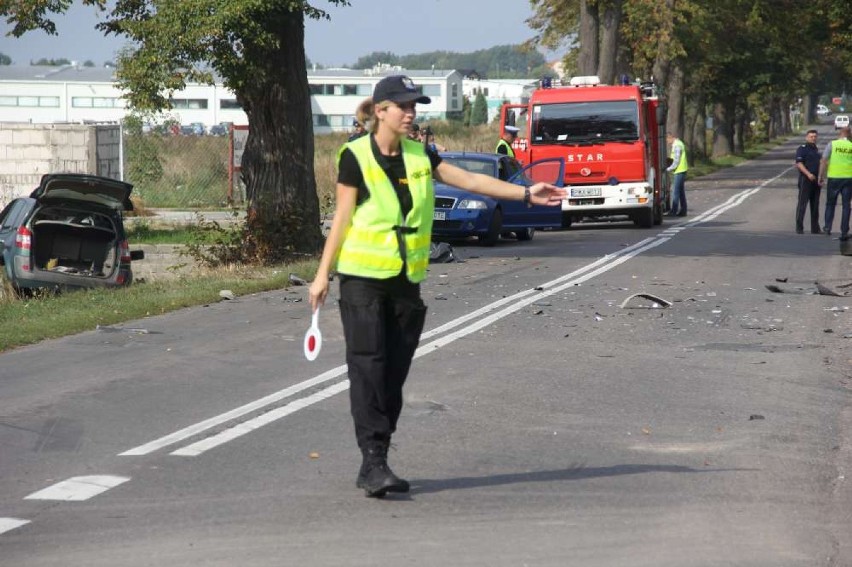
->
xmin=355 ymin=98 xmax=394 ymax=135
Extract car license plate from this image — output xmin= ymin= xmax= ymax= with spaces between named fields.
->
xmin=433 ymin=211 xmax=446 ymax=221
xmin=571 ymin=187 xmax=602 ymax=198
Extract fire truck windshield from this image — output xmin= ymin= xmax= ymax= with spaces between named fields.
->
xmin=531 ymin=100 xmax=639 ymax=145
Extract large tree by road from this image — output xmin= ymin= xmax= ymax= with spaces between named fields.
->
xmin=2 ymin=0 xmax=347 ymax=263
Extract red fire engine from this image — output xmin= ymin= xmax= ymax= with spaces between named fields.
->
xmin=500 ymin=76 xmax=669 ymax=228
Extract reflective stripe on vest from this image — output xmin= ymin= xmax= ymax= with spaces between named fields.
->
xmin=671 ymin=138 xmax=688 ymax=174
xmin=496 ymin=138 xmax=515 ymax=158
xmin=827 ymin=139 xmax=852 ymax=178
xmin=336 ymin=136 xmax=434 ymax=282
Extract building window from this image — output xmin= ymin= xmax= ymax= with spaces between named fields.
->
xmin=332 ymin=84 xmax=359 ymax=95
xmin=309 ymin=84 xmax=325 ymax=95
xmin=451 ymin=84 xmax=458 ymax=97
xmin=9 ymin=96 xmax=60 ymax=107
xmin=357 ymin=84 xmax=372 ymax=96
xmin=72 ymin=97 xmax=124 ymax=108
xmin=313 ymin=114 xmax=330 ymax=127
xmin=220 ymin=99 xmax=242 ymax=109
xmin=169 ymin=98 xmax=209 ymax=109
xmin=452 ymin=99 xmax=459 ymax=110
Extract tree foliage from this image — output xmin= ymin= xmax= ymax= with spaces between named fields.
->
xmin=2 ymin=0 xmax=349 ymax=263
xmin=0 ymin=52 xmax=11 ymax=65
xmin=470 ymin=92 xmax=488 ymax=126
xmin=528 ymin=0 xmax=852 ymax=159
xmin=353 ymin=45 xmax=547 ymax=79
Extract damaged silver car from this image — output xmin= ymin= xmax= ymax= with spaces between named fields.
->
xmin=0 ymin=173 xmax=144 ymax=293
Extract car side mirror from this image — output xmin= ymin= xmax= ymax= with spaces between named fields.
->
xmin=130 ymin=250 xmax=145 ymax=261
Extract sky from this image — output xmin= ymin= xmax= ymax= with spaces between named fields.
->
xmin=0 ymin=1 xmax=546 ymax=68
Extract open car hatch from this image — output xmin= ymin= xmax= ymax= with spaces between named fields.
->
xmin=30 ymin=174 xmax=134 ymax=211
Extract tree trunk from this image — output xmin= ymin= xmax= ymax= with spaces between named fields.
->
xmin=767 ymin=97 xmax=780 ymax=140
xmin=239 ymin=9 xmax=322 ymax=263
xmin=712 ymin=99 xmax=734 ymax=157
xmin=733 ymin=100 xmax=749 ymax=154
xmin=577 ymin=0 xmax=599 ymax=76
xmin=666 ymin=61 xmax=685 ymax=138
xmin=650 ymin=0 xmax=675 ymax=86
xmin=688 ymin=93 xmax=708 ymax=162
xmin=597 ymin=0 xmax=622 ymax=84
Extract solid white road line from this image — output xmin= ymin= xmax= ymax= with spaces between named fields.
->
xmin=122 ymin=168 xmax=792 ymax=458
xmin=171 ymin=380 xmax=350 ymax=456
xmin=0 ymin=518 xmax=30 ymax=535
xmin=23 ymin=475 xmax=130 ymax=501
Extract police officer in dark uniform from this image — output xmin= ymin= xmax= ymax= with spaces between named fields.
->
xmin=794 ymin=129 xmax=822 ymax=234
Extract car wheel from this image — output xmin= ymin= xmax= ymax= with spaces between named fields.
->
xmin=561 ymin=213 xmax=573 ymax=229
xmin=479 ymin=208 xmax=503 ymax=247
xmin=516 ymin=227 xmax=535 ymax=241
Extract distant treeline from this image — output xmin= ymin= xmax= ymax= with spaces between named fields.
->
xmin=349 ymin=44 xmax=550 ymax=79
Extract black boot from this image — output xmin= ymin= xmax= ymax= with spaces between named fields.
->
xmin=356 ymin=442 xmax=409 ymax=498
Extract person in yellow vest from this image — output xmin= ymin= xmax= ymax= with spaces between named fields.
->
xmin=818 ymin=126 xmax=852 ymax=240
xmin=308 ymin=75 xmax=565 ymax=498
xmin=496 ymin=125 xmax=519 ymax=157
xmin=666 ymin=131 xmax=688 ymax=216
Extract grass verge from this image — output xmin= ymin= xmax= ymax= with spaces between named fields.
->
xmin=0 ymin=260 xmax=317 ymax=353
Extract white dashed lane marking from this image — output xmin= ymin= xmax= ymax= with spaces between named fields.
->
xmin=0 ymin=518 xmax=30 ymax=535
xmin=23 ymin=475 xmax=131 ymax=501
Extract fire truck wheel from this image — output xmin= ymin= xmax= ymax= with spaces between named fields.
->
xmin=515 ymin=227 xmax=535 ymax=241
xmin=479 ymin=208 xmax=503 ymax=247
xmin=653 ymin=202 xmax=663 ymax=225
xmin=634 ymin=208 xmax=654 ymax=228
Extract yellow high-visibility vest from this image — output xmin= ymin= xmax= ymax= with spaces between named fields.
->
xmin=496 ymin=138 xmax=515 ymax=158
xmin=336 ymin=136 xmax=434 ymax=282
xmin=671 ymin=138 xmax=688 ymax=174
xmin=827 ymin=139 xmax=852 ymax=178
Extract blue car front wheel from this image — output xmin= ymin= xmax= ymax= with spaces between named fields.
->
xmin=479 ymin=208 xmax=503 ymax=247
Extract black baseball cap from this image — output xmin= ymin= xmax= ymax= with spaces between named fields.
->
xmin=373 ymin=75 xmax=431 ymax=105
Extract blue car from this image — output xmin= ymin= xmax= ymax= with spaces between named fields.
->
xmin=432 ymin=152 xmax=565 ymax=245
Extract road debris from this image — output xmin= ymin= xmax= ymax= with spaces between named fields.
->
xmin=429 ymin=242 xmax=460 ymax=263
xmin=288 ymin=273 xmax=308 ymax=286
xmin=619 ymin=292 xmax=673 ymax=309
xmin=219 ymin=289 xmax=236 ymax=300
xmin=96 ymin=325 xmax=150 ymax=334
xmin=816 ymin=282 xmax=846 ymax=297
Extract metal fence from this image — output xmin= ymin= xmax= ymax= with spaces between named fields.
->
xmin=122 ymin=129 xmax=241 ymax=209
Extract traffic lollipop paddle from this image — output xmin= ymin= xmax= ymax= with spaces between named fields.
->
xmin=304 ymin=307 xmax=322 ymax=361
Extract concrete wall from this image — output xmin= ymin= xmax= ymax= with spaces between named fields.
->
xmin=0 ymin=122 xmax=121 ymax=207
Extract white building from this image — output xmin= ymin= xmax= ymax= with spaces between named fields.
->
xmin=0 ymin=64 xmax=463 ymax=134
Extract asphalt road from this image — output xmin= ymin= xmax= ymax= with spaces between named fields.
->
xmin=1 ymin=128 xmax=851 ymax=566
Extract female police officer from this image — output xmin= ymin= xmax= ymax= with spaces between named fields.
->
xmin=308 ymin=75 xmax=566 ymax=498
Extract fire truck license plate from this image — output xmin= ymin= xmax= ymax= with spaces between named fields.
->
xmin=433 ymin=211 xmax=446 ymax=221
xmin=571 ymin=187 xmax=602 ymax=198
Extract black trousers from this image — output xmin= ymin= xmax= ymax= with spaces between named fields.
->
xmin=339 ymin=273 xmax=427 ymax=449
xmin=796 ymin=175 xmax=821 ymax=233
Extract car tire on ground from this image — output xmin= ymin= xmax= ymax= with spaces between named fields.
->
xmin=561 ymin=213 xmax=573 ymax=229
xmin=479 ymin=208 xmax=503 ymax=247
xmin=515 ymin=227 xmax=535 ymax=241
